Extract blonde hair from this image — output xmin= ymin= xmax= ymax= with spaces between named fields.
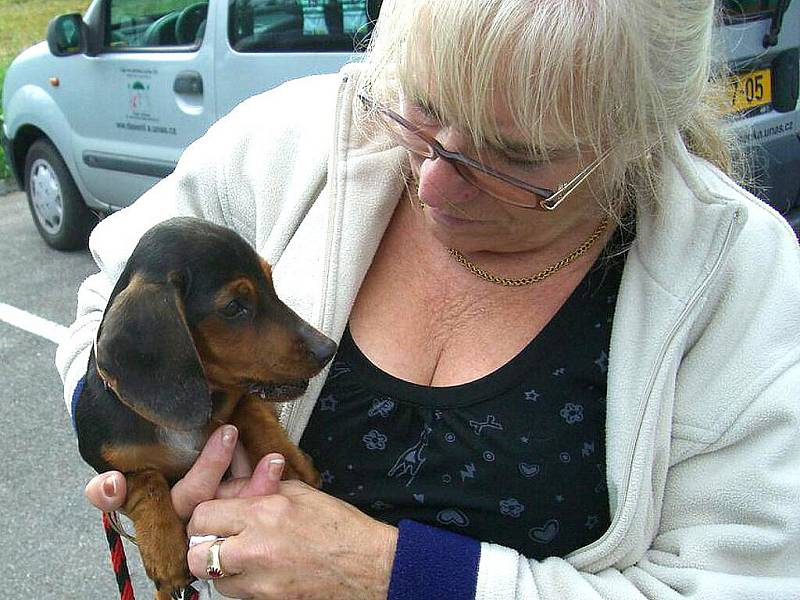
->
xmin=361 ymin=0 xmax=739 ymax=220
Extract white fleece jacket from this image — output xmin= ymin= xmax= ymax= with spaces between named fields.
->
xmin=57 ymin=65 xmax=800 ymax=599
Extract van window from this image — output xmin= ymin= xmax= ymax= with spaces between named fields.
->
xmin=722 ymin=0 xmax=784 ymax=20
xmin=107 ymin=0 xmax=209 ymax=48
xmin=229 ymin=0 xmax=375 ymax=52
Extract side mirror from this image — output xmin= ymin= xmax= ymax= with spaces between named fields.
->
xmin=47 ymin=14 xmax=85 ymax=57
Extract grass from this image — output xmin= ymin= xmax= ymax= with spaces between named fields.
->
xmin=0 ymin=0 xmax=89 ymax=70
xmin=0 ymin=0 xmax=89 ymax=179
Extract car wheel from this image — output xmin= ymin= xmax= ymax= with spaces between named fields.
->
xmin=24 ymin=139 xmax=96 ymax=250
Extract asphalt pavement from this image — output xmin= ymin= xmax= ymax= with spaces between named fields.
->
xmin=0 ymin=191 xmax=154 ymax=599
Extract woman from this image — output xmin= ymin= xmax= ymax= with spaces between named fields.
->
xmin=60 ymin=0 xmax=800 ymax=598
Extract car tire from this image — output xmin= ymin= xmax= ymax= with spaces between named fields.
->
xmin=24 ymin=139 xmax=96 ymax=250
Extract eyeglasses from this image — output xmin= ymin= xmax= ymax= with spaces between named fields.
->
xmin=359 ymin=93 xmax=611 ymax=211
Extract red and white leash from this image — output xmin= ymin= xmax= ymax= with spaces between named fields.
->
xmin=102 ymin=512 xmax=210 ymax=600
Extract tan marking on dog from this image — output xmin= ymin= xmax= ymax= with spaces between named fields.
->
xmin=259 ymin=258 xmax=273 ymax=278
xmin=191 ymin=273 xmax=300 ymax=389
xmin=102 ymin=442 xmax=204 ymax=481
xmin=214 ymin=277 xmax=257 ymax=311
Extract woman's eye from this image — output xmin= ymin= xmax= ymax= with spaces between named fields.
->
xmin=490 ymin=151 xmax=541 ymax=169
xmin=218 ymin=299 xmax=249 ymax=319
xmin=504 ymin=155 xmax=542 ymax=168
xmin=408 ymin=99 xmax=441 ymax=124
xmin=417 ymin=103 xmax=438 ymax=120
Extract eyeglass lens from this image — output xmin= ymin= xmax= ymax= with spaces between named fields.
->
xmin=379 ymin=109 xmax=557 ymax=208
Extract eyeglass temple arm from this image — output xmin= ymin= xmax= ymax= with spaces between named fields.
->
xmin=538 ymin=148 xmax=613 ymax=211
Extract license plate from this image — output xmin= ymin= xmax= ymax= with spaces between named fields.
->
xmin=725 ymin=68 xmax=772 ymax=114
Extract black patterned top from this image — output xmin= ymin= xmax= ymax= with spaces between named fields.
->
xmin=300 ymin=253 xmax=624 ymax=559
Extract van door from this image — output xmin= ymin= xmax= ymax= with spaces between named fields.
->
xmin=214 ymin=0 xmax=378 ymax=120
xmin=718 ymin=0 xmax=799 ymax=226
xmin=71 ymin=0 xmax=216 ymax=209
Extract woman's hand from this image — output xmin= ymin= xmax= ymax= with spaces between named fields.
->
xmin=186 ymin=481 xmax=398 ymax=600
xmin=85 ymin=425 xmax=398 ymax=599
xmin=84 ymin=425 xmax=285 ymax=518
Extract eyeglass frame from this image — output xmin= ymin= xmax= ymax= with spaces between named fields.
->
xmin=359 ymin=92 xmax=611 ymax=212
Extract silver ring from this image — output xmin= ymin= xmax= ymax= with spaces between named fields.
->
xmin=206 ymin=539 xmax=227 ymax=579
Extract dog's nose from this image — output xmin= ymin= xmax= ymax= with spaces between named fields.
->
xmin=307 ymin=334 xmax=337 ymax=367
xmin=293 ymin=319 xmax=338 ymax=368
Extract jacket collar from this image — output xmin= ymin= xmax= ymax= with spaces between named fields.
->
xmin=632 ymin=133 xmax=746 ymax=301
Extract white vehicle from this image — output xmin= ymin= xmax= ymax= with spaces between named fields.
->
xmin=2 ymin=0 xmax=380 ymax=249
xmin=718 ymin=0 xmax=799 ymax=234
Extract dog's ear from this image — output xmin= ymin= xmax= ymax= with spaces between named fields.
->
xmin=95 ymin=274 xmax=211 ymax=430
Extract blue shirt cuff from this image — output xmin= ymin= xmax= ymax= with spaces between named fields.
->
xmin=70 ymin=376 xmax=86 ymax=433
xmin=388 ymin=519 xmax=480 ymax=600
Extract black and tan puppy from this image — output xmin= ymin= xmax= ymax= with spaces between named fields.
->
xmin=74 ymin=217 xmax=336 ymax=599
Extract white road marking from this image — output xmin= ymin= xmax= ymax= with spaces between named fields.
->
xmin=0 ymin=302 xmax=68 ymax=344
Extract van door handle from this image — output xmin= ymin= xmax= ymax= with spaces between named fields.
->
xmin=174 ymin=71 xmax=203 ymax=95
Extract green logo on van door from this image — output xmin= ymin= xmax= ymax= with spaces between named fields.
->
xmin=129 ymin=81 xmax=151 ymax=115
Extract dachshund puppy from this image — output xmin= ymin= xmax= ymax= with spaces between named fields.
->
xmin=74 ymin=217 xmax=336 ymax=599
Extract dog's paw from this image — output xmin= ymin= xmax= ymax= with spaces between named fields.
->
xmin=155 ymin=586 xmax=191 ymax=600
xmin=149 ymin=562 xmax=191 ymax=599
xmin=137 ymin=519 xmax=191 ymax=597
xmin=144 ymin=553 xmax=191 ymax=597
xmin=285 ymin=451 xmax=321 ymax=488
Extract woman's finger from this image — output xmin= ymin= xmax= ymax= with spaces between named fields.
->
xmin=236 ymin=453 xmax=285 ymax=498
xmin=170 ymin=424 xmax=238 ymax=520
xmin=214 ymin=453 xmax=285 ymax=500
xmin=229 ymin=441 xmax=253 ymax=479
xmin=208 ymin=452 xmax=285 ymax=500
xmin=84 ymin=471 xmax=127 ymax=512
xmin=187 ymin=496 xmax=263 ymax=538
xmin=187 ymin=536 xmax=244 ymax=580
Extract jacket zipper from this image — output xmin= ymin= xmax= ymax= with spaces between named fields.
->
xmin=284 ymin=74 xmax=351 ymax=436
xmin=565 ymin=207 xmax=743 ymax=565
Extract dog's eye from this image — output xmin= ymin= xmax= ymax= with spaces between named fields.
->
xmin=218 ymin=299 xmax=249 ymax=320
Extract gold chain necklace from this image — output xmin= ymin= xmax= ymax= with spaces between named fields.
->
xmin=447 ymin=216 xmax=610 ymax=287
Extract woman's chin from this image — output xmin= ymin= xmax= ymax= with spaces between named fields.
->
xmin=427 ymin=218 xmax=495 ymax=253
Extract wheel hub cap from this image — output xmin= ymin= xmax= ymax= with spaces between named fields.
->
xmin=30 ymin=159 xmax=63 ymax=235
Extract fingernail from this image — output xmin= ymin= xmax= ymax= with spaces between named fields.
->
xmin=102 ymin=474 xmax=117 ymax=498
xmin=267 ymin=458 xmax=285 ymax=481
xmin=221 ymin=425 xmax=237 ymax=448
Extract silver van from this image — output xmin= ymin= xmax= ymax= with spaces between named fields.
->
xmin=718 ymin=0 xmax=799 ymax=232
xmin=2 ymin=0 xmax=380 ymax=249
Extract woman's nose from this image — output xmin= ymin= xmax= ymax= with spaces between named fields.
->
xmin=416 ymin=131 xmax=480 ymax=208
